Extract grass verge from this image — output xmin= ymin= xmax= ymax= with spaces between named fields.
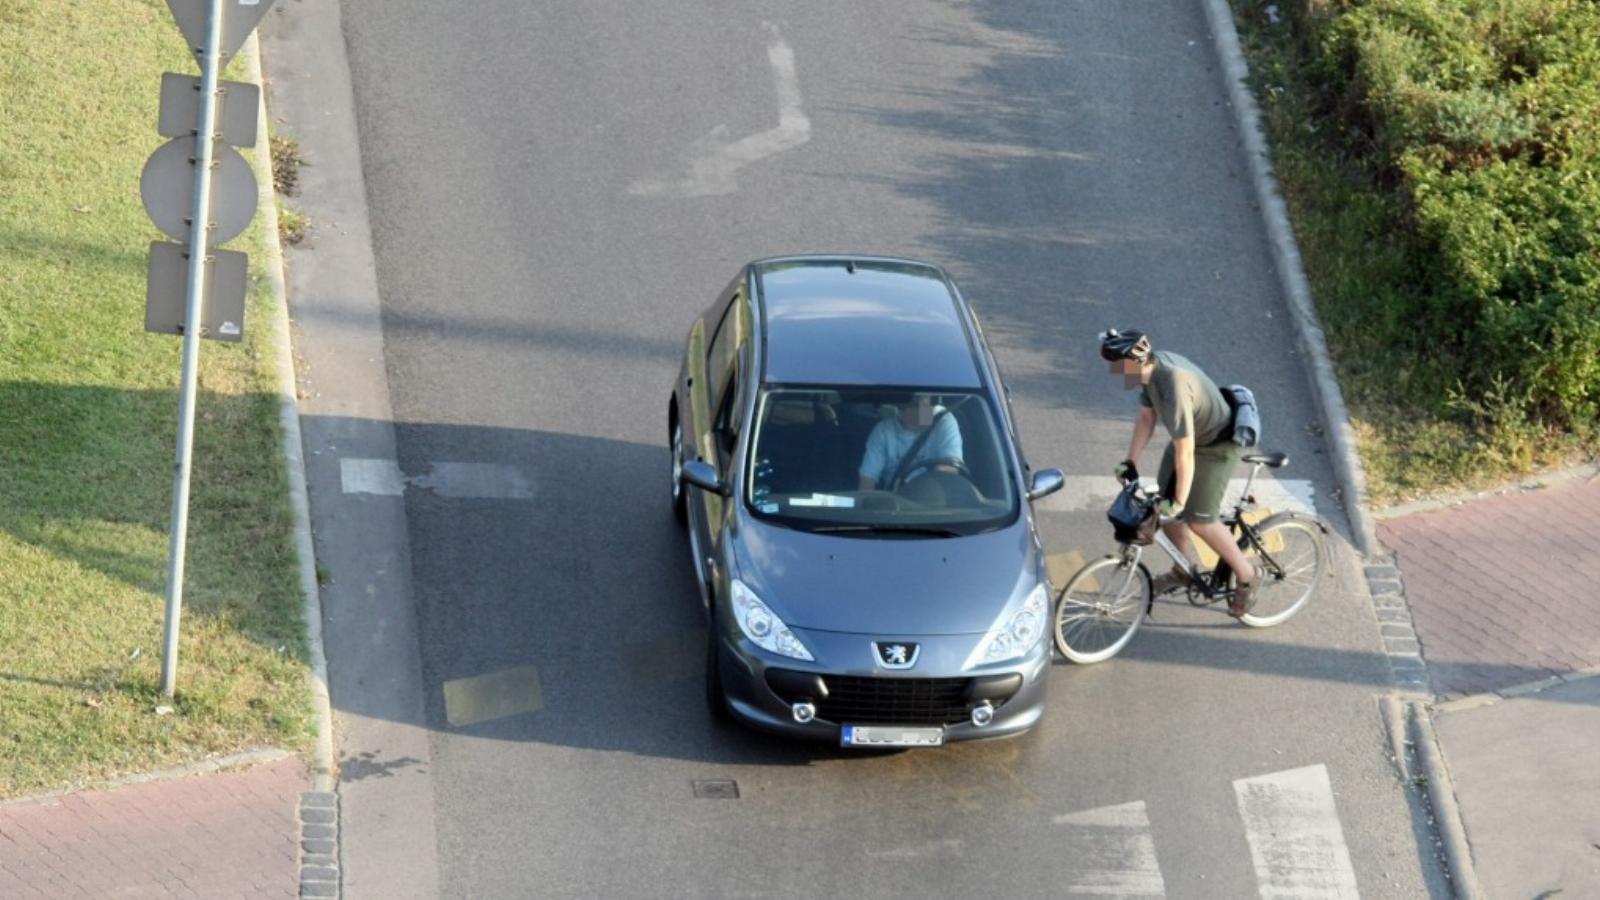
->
xmin=1229 ymin=1 xmax=1599 ymax=505
xmin=0 ymin=0 xmax=311 ymax=796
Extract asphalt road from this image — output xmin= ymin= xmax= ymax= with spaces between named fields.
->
xmin=266 ymin=1 xmax=1450 ymax=897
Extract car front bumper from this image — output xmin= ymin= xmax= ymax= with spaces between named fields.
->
xmin=714 ymin=629 xmax=1050 ymax=743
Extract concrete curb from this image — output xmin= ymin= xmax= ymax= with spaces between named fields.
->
xmin=0 ymin=748 xmax=293 ymax=807
xmin=1433 ymin=666 xmax=1600 ymax=713
xmin=1198 ymin=0 xmax=1378 ymax=560
xmin=243 ymin=33 xmax=336 ymax=796
xmin=1374 ymin=460 xmax=1600 ymax=520
xmin=1408 ymin=701 xmax=1486 ymax=900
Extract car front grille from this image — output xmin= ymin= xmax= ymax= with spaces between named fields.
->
xmin=767 ymin=670 xmax=976 ymax=726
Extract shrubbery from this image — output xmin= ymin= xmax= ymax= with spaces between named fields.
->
xmin=1301 ymin=0 xmax=1600 ymax=435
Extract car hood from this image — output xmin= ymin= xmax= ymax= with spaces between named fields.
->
xmin=731 ymin=516 xmax=1039 ymax=635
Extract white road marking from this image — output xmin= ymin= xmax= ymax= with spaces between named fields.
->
xmin=1038 ymin=476 xmax=1317 ymax=517
xmin=1233 ymin=765 xmax=1361 ymax=899
xmin=627 ymin=21 xmax=810 ymax=197
xmin=1051 ymin=800 xmax=1167 ymax=897
xmin=441 ymin=665 xmax=544 ymax=727
xmin=864 ymin=838 xmax=963 ymax=860
xmin=340 ymin=458 xmax=533 ymax=499
xmin=340 ymin=457 xmax=406 ymax=496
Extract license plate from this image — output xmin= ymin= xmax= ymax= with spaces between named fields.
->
xmin=840 ymin=725 xmax=944 ymax=748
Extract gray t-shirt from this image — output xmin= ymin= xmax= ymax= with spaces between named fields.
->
xmin=859 ymin=408 xmax=963 ymax=486
xmin=1138 ymin=351 xmax=1231 ymax=446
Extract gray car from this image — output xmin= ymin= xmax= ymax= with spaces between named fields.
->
xmin=669 ymin=255 xmax=1064 ymax=747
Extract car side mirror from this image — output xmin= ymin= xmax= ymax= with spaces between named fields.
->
xmin=1026 ymin=468 xmax=1064 ymax=501
xmin=681 ymin=460 xmax=730 ymax=496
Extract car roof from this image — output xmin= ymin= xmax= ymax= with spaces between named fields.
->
xmin=751 ymin=256 xmax=984 ymax=388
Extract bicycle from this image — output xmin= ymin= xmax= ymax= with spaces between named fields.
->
xmin=1051 ymin=451 xmax=1330 ymax=664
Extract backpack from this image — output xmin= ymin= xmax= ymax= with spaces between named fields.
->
xmin=1219 ymin=384 xmax=1261 ymax=448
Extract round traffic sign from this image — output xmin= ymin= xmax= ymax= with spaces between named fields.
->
xmin=140 ymin=136 xmax=258 ymax=245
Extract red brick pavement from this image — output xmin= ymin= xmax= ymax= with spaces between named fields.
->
xmin=0 ymin=756 xmax=307 ymax=899
xmin=1380 ymin=476 xmax=1600 ymax=699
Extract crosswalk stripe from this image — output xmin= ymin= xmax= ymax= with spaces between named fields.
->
xmin=1051 ymin=800 xmax=1167 ymax=898
xmin=1037 ymin=476 xmax=1317 ymax=517
xmin=339 ymin=458 xmax=533 ymax=499
xmin=1233 ymin=765 xmax=1361 ymax=899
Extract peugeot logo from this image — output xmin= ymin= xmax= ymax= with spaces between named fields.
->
xmin=873 ymin=641 xmax=920 ymax=670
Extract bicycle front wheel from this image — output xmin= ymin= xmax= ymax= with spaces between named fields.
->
xmin=1238 ymin=513 xmax=1327 ymax=628
xmin=1053 ymin=556 xmax=1150 ymax=663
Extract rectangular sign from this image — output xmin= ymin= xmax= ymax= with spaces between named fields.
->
xmin=145 ymin=241 xmax=248 ymax=342
xmin=158 ymin=72 xmax=260 ymax=147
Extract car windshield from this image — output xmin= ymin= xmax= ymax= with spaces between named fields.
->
xmin=745 ymin=386 xmax=1019 ymax=535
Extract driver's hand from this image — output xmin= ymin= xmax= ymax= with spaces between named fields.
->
xmin=1157 ymin=497 xmax=1184 ymax=518
xmin=1113 ymin=459 xmax=1139 ymax=484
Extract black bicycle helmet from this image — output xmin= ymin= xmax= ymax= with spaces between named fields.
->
xmin=1099 ymin=328 xmax=1151 ymax=362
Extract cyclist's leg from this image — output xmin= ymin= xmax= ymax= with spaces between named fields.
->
xmin=1156 ymin=445 xmax=1197 ymax=562
xmin=1150 ymin=445 xmax=1199 ymax=593
xmin=1182 ymin=444 xmax=1258 ymax=599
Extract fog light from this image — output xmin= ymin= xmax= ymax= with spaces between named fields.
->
xmin=970 ymin=700 xmax=995 ymax=727
xmin=792 ymin=701 xmax=816 ymax=724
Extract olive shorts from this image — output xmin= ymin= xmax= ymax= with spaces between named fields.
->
xmin=1158 ymin=440 xmax=1243 ymax=524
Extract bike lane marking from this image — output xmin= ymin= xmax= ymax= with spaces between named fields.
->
xmin=340 ymin=458 xmax=534 ymax=499
xmin=1051 ymin=800 xmax=1168 ymax=898
xmin=1233 ymin=764 xmax=1360 ymax=899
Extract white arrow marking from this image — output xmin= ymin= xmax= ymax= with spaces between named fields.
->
xmin=628 ymin=22 xmax=810 ymax=198
xmin=1233 ymin=765 xmax=1360 ymax=899
xmin=1051 ymin=800 xmax=1168 ymax=897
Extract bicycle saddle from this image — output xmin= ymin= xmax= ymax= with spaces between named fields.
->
xmin=1242 ymin=451 xmax=1289 ymax=468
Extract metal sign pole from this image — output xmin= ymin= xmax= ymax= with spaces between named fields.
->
xmin=160 ymin=0 xmax=225 ymax=698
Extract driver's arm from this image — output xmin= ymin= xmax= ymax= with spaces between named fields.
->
xmin=858 ymin=423 xmax=886 ymax=490
xmin=928 ymin=411 xmax=963 ymax=473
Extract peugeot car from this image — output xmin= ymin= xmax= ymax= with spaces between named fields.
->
xmin=668 ymin=256 xmax=1063 ymax=747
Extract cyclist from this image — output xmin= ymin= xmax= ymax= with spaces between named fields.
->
xmin=1099 ymin=329 xmax=1261 ymax=616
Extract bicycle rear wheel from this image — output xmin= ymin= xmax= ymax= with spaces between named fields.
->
xmin=1238 ymin=513 xmax=1327 ymax=628
xmin=1053 ymin=556 xmax=1150 ymax=663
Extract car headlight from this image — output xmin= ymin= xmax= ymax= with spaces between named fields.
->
xmin=965 ymin=583 xmax=1048 ymax=668
xmin=731 ymin=579 xmax=814 ymax=661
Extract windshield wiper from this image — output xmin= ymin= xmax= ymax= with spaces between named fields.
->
xmin=809 ymin=523 xmax=963 ymax=538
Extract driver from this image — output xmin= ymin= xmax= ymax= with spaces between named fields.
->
xmin=857 ymin=393 xmax=964 ymax=490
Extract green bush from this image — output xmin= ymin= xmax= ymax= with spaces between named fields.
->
xmin=1309 ymin=0 xmax=1600 ymax=431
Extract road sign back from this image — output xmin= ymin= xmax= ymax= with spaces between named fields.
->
xmin=145 ymin=242 xmax=248 ymax=342
xmin=166 ymin=0 xmax=278 ymax=63
xmin=140 ymin=136 xmax=258 ymax=244
xmin=158 ymin=72 xmax=260 ymax=147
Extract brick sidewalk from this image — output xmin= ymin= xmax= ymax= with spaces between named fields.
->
xmin=1380 ymin=476 xmax=1600 ymax=698
xmin=0 ymin=756 xmax=307 ymax=899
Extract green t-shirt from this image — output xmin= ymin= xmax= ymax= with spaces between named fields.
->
xmin=1138 ymin=351 xmax=1231 ymax=446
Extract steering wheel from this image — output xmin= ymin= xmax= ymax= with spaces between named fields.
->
xmin=891 ymin=457 xmax=976 ymax=493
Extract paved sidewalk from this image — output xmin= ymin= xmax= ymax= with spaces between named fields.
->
xmin=1379 ymin=472 xmax=1600 ymax=897
xmin=0 ymin=756 xmax=307 ymax=899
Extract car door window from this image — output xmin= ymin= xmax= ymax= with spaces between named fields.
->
xmin=712 ymin=368 xmax=740 ymax=468
xmin=707 ymin=293 xmax=739 ymax=415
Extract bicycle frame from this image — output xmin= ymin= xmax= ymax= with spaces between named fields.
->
xmin=1116 ymin=461 xmax=1273 ymax=601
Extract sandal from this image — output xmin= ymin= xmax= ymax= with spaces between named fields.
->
xmin=1229 ymin=562 xmax=1265 ymax=618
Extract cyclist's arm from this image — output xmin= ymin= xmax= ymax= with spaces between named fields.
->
xmin=1127 ymin=406 xmax=1157 ymax=463
xmin=1171 ymin=435 xmax=1195 ymax=507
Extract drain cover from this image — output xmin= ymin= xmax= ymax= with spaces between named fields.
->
xmin=691 ymin=779 xmax=739 ymax=799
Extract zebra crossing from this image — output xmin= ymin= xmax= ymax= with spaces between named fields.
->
xmin=1050 ymin=765 xmax=1361 ymax=899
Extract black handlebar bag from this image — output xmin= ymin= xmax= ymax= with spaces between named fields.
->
xmin=1107 ymin=483 xmax=1159 ymax=545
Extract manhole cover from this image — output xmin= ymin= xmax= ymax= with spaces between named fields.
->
xmin=691 ymin=779 xmax=739 ymax=799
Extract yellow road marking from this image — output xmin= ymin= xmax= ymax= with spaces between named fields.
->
xmin=442 ymin=665 xmax=544 ymax=727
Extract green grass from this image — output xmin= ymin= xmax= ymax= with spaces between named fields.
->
xmin=1229 ymin=1 xmax=1598 ymax=505
xmin=0 ymin=0 xmax=311 ymax=796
